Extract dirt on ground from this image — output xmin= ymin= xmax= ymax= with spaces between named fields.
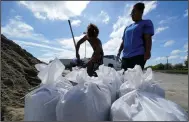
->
xmin=1 ymin=34 xmax=43 ymax=121
xmin=154 ymin=72 xmax=188 ymax=112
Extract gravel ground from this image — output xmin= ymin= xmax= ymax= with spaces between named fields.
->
xmin=153 ymin=72 xmax=188 ymax=111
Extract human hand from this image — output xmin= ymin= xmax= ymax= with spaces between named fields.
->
xmin=117 ymin=52 xmax=121 ymax=58
xmin=144 ymin=51 xmax=151 ymax=60
xmin=82 ymin=61 xmax=92 ymax=68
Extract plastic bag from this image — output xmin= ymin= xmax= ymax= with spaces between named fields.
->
xmin=37 ymin=58 xmax=65 ymax=86
xmin=117 ymin=69 xmax=124 ymax=82
xmin=111 ymin=90 xmax=188 ymax=121
xmin=120 ymin=65 xmax=165 ymax=98
xmin=24 ymin=85 xmax=67 ymax=121
xmin=24 ymin=58 xmax=72 ymax=121
xmin=35 ymin=63 xmax=47 ymax=72
xmin=96 ymin=65 xmax=123 ymax=102
xmin=56 ymin=81 xmax=112 ymax=121
xmin=65 ymin=68 xmax=88 ymax=84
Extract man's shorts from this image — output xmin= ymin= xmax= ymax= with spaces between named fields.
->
xmin=87 ymin=54 xmax=103 ymax=77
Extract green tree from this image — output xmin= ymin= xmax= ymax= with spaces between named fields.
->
xmin=167 ymin=63 xmax=173 ymax=70
xmin=156 ymin=63 xmax=165 ymax=70
xmin=173 ymin=63 xmax=183 ymax=70
xmin=184 ymin=58 xmax=188 ymax=68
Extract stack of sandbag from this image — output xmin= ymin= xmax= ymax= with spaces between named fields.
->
xmin=56 ymin=65 xmax=123 ymax=121
xmin=96 ymin=65 xmax=123 ymax=102
xmin=56 ymin=78 xmax=112 ymax=121
xmin=24 ymin=58 xmax=73 ymax=121
xmin=111 ymin=65 xmax=188 ymax=121
xmin=65 ymin=65 xmax=123 ymax=102
xmin=119 ymin=66 xmax=165 ymax=98
xmin=65 ymin=66 xmax=83 ymax=84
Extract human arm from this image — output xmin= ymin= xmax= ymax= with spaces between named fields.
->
xmin=143 ymin=34 xmax=152 ymax=60
xmin=76 ymin=35 xmax=87 ymax=60
xmin=117 ymin=40 xmax=124 ymax=58
xmin=117 ymin=27 xmax=126 ymax=58
xmin=143 ymin=20 xmax=154 ymax=61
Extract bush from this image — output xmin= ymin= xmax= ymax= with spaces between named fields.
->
xmin=173 ymin=63 xmax=184 ymax=70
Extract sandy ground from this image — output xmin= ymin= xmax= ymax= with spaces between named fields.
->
xmin=153 ymin=72 xmax=188 ymax=111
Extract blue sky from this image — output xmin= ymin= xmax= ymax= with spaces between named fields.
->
xmin=1 ymin=1 xmax=188 ymax=67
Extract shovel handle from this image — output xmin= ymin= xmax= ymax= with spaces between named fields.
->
xmin=68 ymin=20 xmax=76 ymax=49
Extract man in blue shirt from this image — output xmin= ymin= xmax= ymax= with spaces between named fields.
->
xmin=117 ymin=2 xmax=154 ymax=71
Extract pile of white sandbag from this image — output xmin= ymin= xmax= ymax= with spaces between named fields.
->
xmin=24 ymin=58 xmax=188 ymax=121
xmin=110 ymin=65 xmax=188 ymax=121
xmin=24 ymin=59 xmax=122 ymax=121
xmin=24 ymin=58 xmax=73 ymax=121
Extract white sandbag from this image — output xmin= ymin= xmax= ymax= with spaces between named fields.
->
xmin=56 ymin=81 xmax=112 ymax=121
xmin=117 ymin=69 xmax=124 ymax=82
xmin=96 ymin=65 xmax=123 ymax=102
xmin=65 ymin=68 xmax=89 ymax=84
xmin=120 ymin=65 xmax=165 ymax=98
xmin=35 ymin=63 xmax=47 ymax=72
xmin=24 ymin=85 xmax=67 ymax=121
xmin=24 ymin=58 xmax=72 ymax=121
xmin=111 ymin=90 xmax=188 ymax=121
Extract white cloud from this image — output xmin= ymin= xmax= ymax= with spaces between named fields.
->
xmin=154 ymin=57 xmax=166 ymax=61
xmin=155 ymin=26 xmax=169 ymax=35
xmin=184 ymin=9 xmax=188 ymax=17
xmin=171 ymin=50 xmax=182 ymax=55
xmin=168 ymin=55 xmax=179 ymax=60
xmin=57 ymin=34 xmax=85 ymax=50
xmin=34 ymin=12 xmax=47 ymax=20
xmin=37 ymin=49 xmax=76 ymax=62
xmin=99 ymin=11 xmax=110 ymax=24
xmin=1 ymin=16 xmax=49 ymax=43
xmin=71 ymin=19 xmax=81 ymax=27
xmin=154 ymin=55 xmax=181 ymax=62
xmin=40 ymin=49 xmax=52 ymax=52
xmin=102 ymin=1 xmax=157 ymax=55
xmin=15 ymin=15 xmax=22 ymax=20
xmin=57 ymin=34 xmax=94 ymax=58
xmin=180 ymin=56 xmax=187 ymax=60
xmin=14 ymin=40 xmax=64 ymax=51
xmin=164 ymin=40 xmax=175 ymax=47
xmin=14 ymin=39 xmax=78 ymax=63
xmin=159 ymin=16 xmax=178 ymax=25
xmin=184 ymin=43 xmax=188 ymax=49
xmin=13 ymin=32 xmax=95 ymax=63
xmin=87 ymin=10 xmax=110 ymax=24
xmin=19 ymin=1 xmax=90 ymax=21
xmin=143 ymin=1 xmax=158 ymax=16
xmin=184 ymin=42 xmax=188 ymax=52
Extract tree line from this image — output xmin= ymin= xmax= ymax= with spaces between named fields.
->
xmin=146 ymin=58 xmax=188 ymax=70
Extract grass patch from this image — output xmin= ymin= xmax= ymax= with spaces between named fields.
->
xmin=154 ymin=70 xmax=188 ymax=74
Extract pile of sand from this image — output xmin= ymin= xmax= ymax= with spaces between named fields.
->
xmin=1 ymin=34 xmax=42 ymax=121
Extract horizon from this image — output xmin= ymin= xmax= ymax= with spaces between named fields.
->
xmin=1 ymin=1 xmax=188 ymax=67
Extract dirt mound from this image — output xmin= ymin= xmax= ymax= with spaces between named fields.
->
xmin=1 ymin=34 xmax=43 ymax=121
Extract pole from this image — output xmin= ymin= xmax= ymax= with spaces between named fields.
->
xmin=166 ymin=56 xmax=169 ymax=69
xmin=68 ymin=20 xmax=76 ymax=49
xmin=85 ymin=41 xmax=86 ymax=58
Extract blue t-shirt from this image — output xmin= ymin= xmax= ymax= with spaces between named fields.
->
xmin=122 ymin=19 xmax=154 ymax=58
